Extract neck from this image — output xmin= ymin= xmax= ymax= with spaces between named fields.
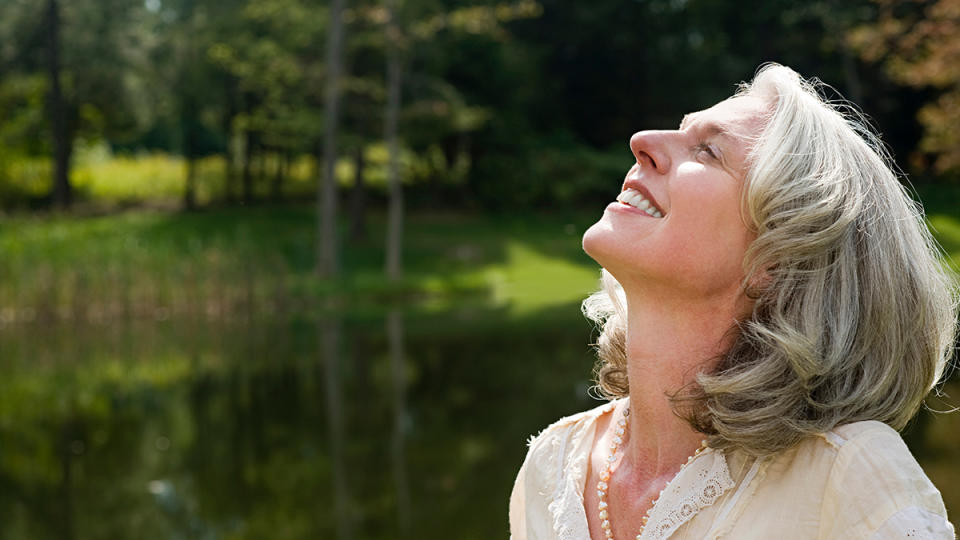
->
xmin=621 ymin=284 xmax=744 ymax=478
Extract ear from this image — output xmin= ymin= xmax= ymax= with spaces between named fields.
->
xmin=742 ymin=263 xmax=773 ymax=301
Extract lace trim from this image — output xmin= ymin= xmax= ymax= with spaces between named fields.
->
xmin=639 ymin=448 xmax=735 ymax=540
xmin=546 ymin=401 xmax=618 ymax=540
xmin=547 ymin=449 xmax=591 ymax=540
xmin=532 ymin=400 xmax=737 ymax=540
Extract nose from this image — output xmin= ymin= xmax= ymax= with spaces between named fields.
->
xmin=629 ymin=131 xmax=672 ymax=175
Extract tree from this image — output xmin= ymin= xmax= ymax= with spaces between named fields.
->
xmin=381 ymin=0 xmax=542 ymax=277
xmin=197 ymin=0 xmax=324 ymax=206
xmin=44 ymin=0 xmax=70 ymax=208
xmin=163 ymin=0 xmax=210 ymax=210
xmin=341 ymin=1 xmax=391 ymax=243
xmin=2 ymin=0 xmax=152 ymax=208
xmin=318 ymin=0 xmax=347 ymax=277
xmin=384 ymin=0 xmax=404 ymax=281
xmin=851 ymin=0 xmax=960 ymax=174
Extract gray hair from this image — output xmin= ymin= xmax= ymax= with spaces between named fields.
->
xmin=583 ymin=63 xmax=958 ymax=456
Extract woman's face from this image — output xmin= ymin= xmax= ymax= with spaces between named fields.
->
xmin=582 ymin=95 xmax=767 ymax=301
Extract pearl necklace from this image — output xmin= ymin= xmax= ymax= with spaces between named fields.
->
xmin=596 ymin=404 xmax=708 ymax=540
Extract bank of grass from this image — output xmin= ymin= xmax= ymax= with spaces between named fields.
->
xmin=0 ymin=205 xmax=602 ymax=323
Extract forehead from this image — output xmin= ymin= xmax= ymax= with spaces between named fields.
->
xmin=679 ymin=96 xmax=767 ymax=138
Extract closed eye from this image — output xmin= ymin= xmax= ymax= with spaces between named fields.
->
xmin=695 ymin=143 xmax=720 ymax=160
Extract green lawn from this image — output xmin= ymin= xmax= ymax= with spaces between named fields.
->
xmin=0 ymin=205 xmax=603 ymax=321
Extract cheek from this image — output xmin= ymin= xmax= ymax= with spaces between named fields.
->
xmin=662 ymin=183 xmax=751 ymax=283
xmin=673 ymin=177 xmax=744 ymax=236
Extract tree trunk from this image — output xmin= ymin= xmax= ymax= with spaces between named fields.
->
xmin=242 ymin=131 xmax=253 ymax=205
xmin=841 ymin=44 xmax=863 ymax=104
xmin=45 ymin=0 xmax=72 ymax=209
xmin=223 ymin=82 xmax=238 ymax=203
xmin=271 ymin=152 xmax=287 ymax=201
xmin=184 ymin=156 xmax=197 ymax=210
xmin=316 ymin=0 xmax=347 ymax=277
xmin=828 ymin=0 xmax=863 ymax=104
xmin=384 ymin=0 xmax=404 ymax=281
xmin=182 ymin=95 xmax=198 ymax=210
xmin=254 ymin=147 xmax=265 ymax=188
xmin=349 ymin=147 xmax=367 ymax=242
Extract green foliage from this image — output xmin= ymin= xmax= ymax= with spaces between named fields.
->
xmin=55 ymin=0 xmax=155 ymax=140
xmin=469 ymin=129 xmax=627 ymax=210
xmin=0 ymin=74 xmax=48 ymax=155
xmin=851 ymin=0 xmax=960 ymax=175
xmin=0 ymin=0 xmax=953 ymax=211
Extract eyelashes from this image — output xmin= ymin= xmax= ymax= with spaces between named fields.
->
xmin=695 ymin=143 xmax=720 ymax=160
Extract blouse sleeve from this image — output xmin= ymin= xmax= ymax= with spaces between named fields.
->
xmin=868 ymin=506 xmax=955 ymax=539
xmin=817 ymin=422 xmax=954 ymax=539
xmin=509 ymin=430 xmax=560 ymax=540
xmin=509 ymin=444 xmax=529 ymax=540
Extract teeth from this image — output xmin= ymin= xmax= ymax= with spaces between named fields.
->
xmin=631 ymin=193 xmax=649 ymax=209
xmin=617 ymin=188 xmax=663 ymax=217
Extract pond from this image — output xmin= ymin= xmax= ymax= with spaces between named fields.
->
xmin=1 ymin=300 xmax=958 ymax=539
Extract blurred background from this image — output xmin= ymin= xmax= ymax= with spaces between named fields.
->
xmin=2 ymin=0 xmax=960 ymax=538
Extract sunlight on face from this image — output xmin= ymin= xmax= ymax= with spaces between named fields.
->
xmin=582 ymin=96 xmax=767 ymax=301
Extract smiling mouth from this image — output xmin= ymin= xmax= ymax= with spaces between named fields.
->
xmin=616 ymin=188 xmax=664 ymax=218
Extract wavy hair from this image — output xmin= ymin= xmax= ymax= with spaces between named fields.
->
xmin=582 ymin=63 xmax=958 ymax=456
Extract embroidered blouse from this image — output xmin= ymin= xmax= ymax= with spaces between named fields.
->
xmin=509 ymin=400 xmax=955 ymax=539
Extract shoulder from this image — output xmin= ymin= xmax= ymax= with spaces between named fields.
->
xmin=527 ymin=400 xmax=617 ymax=445
xmin=523 ymin=399 xmax=618 ymax=465
xmin=515 ymin=399 xmax=618 ymax=496
xmin=820 ymin=419 xmax=906 ymax=448
xmin=812 ymin=420 xmax=954 ymax=538
xmin=510 ymin=400 xmax=618 ymax=539
xmin=818 ymin=420 xmax=933 ymax=489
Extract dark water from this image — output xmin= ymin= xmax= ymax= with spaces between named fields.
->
xmin=1 ymin=302 xmax=958 ymax=539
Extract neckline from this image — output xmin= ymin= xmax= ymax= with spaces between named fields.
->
xmin=574 ymin=399 xmax=622 ymax=534
xmin=576 ymin=398 xmax=732 ymax=540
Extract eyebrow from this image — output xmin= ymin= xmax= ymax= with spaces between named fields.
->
xmin=680 ymin=114 xmax=737 ymax=144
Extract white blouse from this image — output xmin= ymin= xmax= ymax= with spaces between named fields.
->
xmin=509 ymin=400 xmax=955 ymax=539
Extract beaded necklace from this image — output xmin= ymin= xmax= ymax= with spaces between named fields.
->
xmin=596 ymin=404 xmax=708 ymax=540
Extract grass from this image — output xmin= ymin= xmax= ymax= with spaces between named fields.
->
xmin=0 ymin=204 xmax=603 ymax=323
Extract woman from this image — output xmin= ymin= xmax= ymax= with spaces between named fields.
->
xmin=509 ymin=64 xmax=957 ymax=539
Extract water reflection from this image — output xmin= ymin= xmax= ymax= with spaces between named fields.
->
xmin=0 ymin=302 xmax=957 ymax=538
xmin=322 ymin=314 xmax=352 ymax=540
xmin=388 ymin=309 xmax=411 ymax=533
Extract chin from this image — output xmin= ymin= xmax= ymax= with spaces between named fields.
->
xmin=582 ymin=216 xmax=656 ymax=290
xmin=581 ymin=219 xmax=607 ymax=263
xmin=582 ymin=217 xmax=624 ymax=273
